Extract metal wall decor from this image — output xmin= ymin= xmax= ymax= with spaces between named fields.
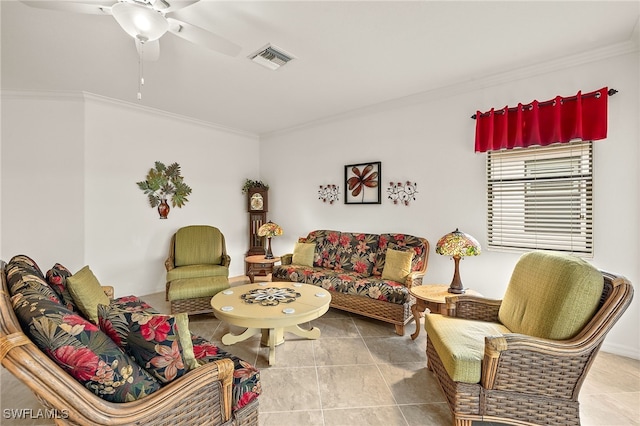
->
xmin=387 ymin=181 xmax=418 ymax=206
xmin=344 ymin=161 xmax=381 ymax=204
xmin=318 ymin=184 xmax=340 ymax=204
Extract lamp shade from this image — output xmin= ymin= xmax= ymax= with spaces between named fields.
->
xmin=435 ymin=228 xmax=481 ymax=258
xmin=257 ymin=221 xmax=283 ymax=238
xmin=111 ymin=2 xmax=169 ymax=42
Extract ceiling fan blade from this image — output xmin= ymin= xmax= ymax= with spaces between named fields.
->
xmin=160 ymin=0 xmax=199 ymax=14
xmin=21 ymin=0 xmax=113 ymax=15
xmin=166 ymin=17 xmax=241 ymax=57
xmin=136 ymin=39 xmax=160 ymax=61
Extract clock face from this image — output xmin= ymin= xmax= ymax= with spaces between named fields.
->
xmin=250 ymin=193 xmax=264 ymax=211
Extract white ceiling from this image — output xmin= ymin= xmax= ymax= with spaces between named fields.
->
xmin=2 ymin=0 xmax=639 ymax=136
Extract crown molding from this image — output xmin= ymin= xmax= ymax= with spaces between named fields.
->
xmin=1 ymin=89 xmax=259 ymax=139
xmin=261 ymin=39 xmax=639 ymax=140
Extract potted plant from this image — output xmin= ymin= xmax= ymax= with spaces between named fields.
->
xmin=241 ymin=179 xmax=269 ymax=194
xmin=136 ymin=161 xmax=192 ymax=219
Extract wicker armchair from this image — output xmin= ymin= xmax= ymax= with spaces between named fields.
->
xmin=1 ymin=260 xmax=259 ymax=426
xmin=425 ymin=252 xmax=634 ymax=426
xmin=165 ymin=225 xmax=231 ymax=314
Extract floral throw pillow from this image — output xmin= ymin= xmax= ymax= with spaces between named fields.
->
xmin=98 ymin=305 xmax=195 ymax=383
xmin=7 ymin=256 xmax=62 ymax=305
xmin=46 ymin=263 xmax=77 ymax=312
xmin=11 ymin=293 xmax=161 ymax=402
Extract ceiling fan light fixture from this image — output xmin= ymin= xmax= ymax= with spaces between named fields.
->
xmin=111 ymin=2 xmax=169 ymax=42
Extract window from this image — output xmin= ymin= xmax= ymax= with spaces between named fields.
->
xmin=486 ymin=141 xmax=593 ymax=256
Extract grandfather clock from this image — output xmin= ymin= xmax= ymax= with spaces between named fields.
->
xmin=245 ymin=187 xmax=268 ymax=273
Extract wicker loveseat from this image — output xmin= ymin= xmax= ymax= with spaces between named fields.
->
xmin=1 ymin=255 xmax=260 ymax=426
xmin=273 ymin=230 xmax=429 ymax=335
xmin=425 ymin=251 xmax=634 ymax=426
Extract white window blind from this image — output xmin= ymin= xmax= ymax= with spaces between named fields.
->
xmin=486 ymin=141 xmax=593 ymax=256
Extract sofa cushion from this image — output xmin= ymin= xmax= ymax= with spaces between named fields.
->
xmin=6 ymin=255 xmax=62 ymax=305
xmin=272 ymin=266 xmax=412 ymax=304
xmin=304 ymin=230 xmax=341 ymax=269
xmin=425 ymin=314 xmax=511 ymax=384
xmin=374 ymin=234 xmax=427 ymax=277
xmin=46 ymin=263 xmax=77 ymax=312
xmin=292 ymin=242 xmax=315 ymax=266
xmin=11 ymin=292 xmax=161 ymax=402
xmin=498 ymin=251 xmax=604 ymax=340
xmin=381 ymin=249 xmax=413 ymax=283
xmin=98 ymin=303 xmax=195 ymax=383
xmin=190 ymin=334 xmax=261 ymax=412
xmin=67 ymin=265 xmax=110 ymax=324
xmin=334 ymin=232 xmax=379 ymax=275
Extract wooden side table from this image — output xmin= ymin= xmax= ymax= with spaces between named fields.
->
xmin=409 ymin=284 xmax=481 ymax=340
xmin=245 ymin=255 xmax=281 ymax=283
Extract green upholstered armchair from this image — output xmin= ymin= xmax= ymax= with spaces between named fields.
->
xmin=425 ymin=251 xmax=634 ymax=426
xmin=165 ymin=225 xmax=231 ymax=314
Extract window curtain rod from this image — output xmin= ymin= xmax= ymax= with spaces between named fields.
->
xmin=471 ymin=88 xmax=618 ymax=119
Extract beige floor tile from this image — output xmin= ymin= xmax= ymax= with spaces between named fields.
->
xmin=580 ymin=392 xmax=640 ymax=426
xmin=317 ymin=364 xmax=396 ymax=409
xmin=399 ymin=402 xmax=452 ymax=426
xmin=258 ymin=410 xmax=324 ymax=426
xmin=258 ymin=367 xmax=321 ymax=412
xmin=310 ymin=317 xmax=361 ymax=338
xmin=377 ymin=362 xmax=446 ymax=405
xmin=255 ymin=339 xmax=317 ymax=368
xmin=364 ymin=336 xmax=427 ymax=364
xmin=313 ymin=337 xmax=375 ymax=366
xmin=323 ymin=406 xmax=408 ymax=426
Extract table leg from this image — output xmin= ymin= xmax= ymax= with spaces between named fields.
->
xmin=267 ymin=328 xmax=277 ymax=365
xmin=283 ymin=324 xmax=321 ymax=340
xmin=248 ymin=271 xmax=255 ymax=283
xmin=221 ymin=327 xmax=261 ymax=346
xmin=411 ymin=299 xmax=427 ymax=340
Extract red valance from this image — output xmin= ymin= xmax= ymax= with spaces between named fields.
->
xmin=474 ymin=87 xmax=609 ymax=153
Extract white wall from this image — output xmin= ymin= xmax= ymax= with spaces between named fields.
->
xmin=261 ymin=51 xmax=640 ymax=358
xmin=1 ymin=92 xmax=260 ymax=297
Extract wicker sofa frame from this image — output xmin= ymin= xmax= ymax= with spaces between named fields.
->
xmin=274 ymin=233 xmax=429 ymax=336
xmin=0 ymin=261 xmax=258 ymax=426
xmin=426 ymin=270 xmax=634 ymax=426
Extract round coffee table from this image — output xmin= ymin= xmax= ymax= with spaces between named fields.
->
xmin=211 ymin=282 xmax=331 ymax=365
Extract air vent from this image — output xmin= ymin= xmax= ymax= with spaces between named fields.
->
xmin=249 ymin=44 xmax=295 ymax=70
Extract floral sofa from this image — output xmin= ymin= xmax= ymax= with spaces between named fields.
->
xmin=0 ymin=255 xmax=260 ymax=426
xmin=273 ymin=230 xmax=429 ymax=335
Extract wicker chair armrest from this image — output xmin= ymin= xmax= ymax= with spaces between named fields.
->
xmin=221 ymin=255 xmax=231 ymax=267
xmin=280 ymin=254 xmax=293 ymax=265
xmin=404 ymin=271 xmax=425 ymax=289
xmin=481 ymin=333 xmax=595 ymax=394
xmin=445 ymin=295 xmax=502 ymax=321
xmin=101 ymin=286 xmax=114 ymax=299
xmin=164 ymin=256 xmax=175 ymax=272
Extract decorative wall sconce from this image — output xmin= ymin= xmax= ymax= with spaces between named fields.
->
xmin=387 ymin=181 xmax=418 ymax=206
xmin=318 ymin=184 xmax=340 ymax=204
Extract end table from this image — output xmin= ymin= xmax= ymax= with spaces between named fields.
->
xmin=245 ymin=255 xmax=280 ymax=283
xmin=409 ymin=284 xmax=481 ymax=340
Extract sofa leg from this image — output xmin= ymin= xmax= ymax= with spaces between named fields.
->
xmin=454 ymin=416 xmax=472 ymax=426
xmin=394 ymin=324 xmax=404 ymax=336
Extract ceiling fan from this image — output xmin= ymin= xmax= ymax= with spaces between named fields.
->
xmin=21 ymin=0 xmax=242 ymax=61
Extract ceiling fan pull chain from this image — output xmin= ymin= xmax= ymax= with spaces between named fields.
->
xmin=137 ymin=41 xmax=144 ymax=100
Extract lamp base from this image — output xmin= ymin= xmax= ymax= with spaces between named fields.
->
xmin=447 ymin=256 xmax=466 ymax=294
xmin=265 ymin=237 xmax=274 ymax=259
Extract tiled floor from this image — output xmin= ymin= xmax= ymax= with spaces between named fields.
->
xmin=2 ymin=277 xmax=639 ymax=426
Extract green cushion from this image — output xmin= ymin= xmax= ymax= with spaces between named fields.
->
xmin=174 ymin=226 xmax=223 ymax=267
xmin=168 ymin=277 xmax=230 ymax=301
xmin=67 ymin=265 xmax=110 ymax=324
xmin=166 ymin=264 xmax=229 ymax=282
xmin=425 ymin=314 xmax=511 ymax=384
xmin=381 ymin=249 xmax=413 ymax=282
xmin=175 ymin=312 xmax=199 ymax=370
xmin=292 ymin=242 xmax=315 ymax=266
xmin=498 ymin=251 xmax=604 ymax=340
